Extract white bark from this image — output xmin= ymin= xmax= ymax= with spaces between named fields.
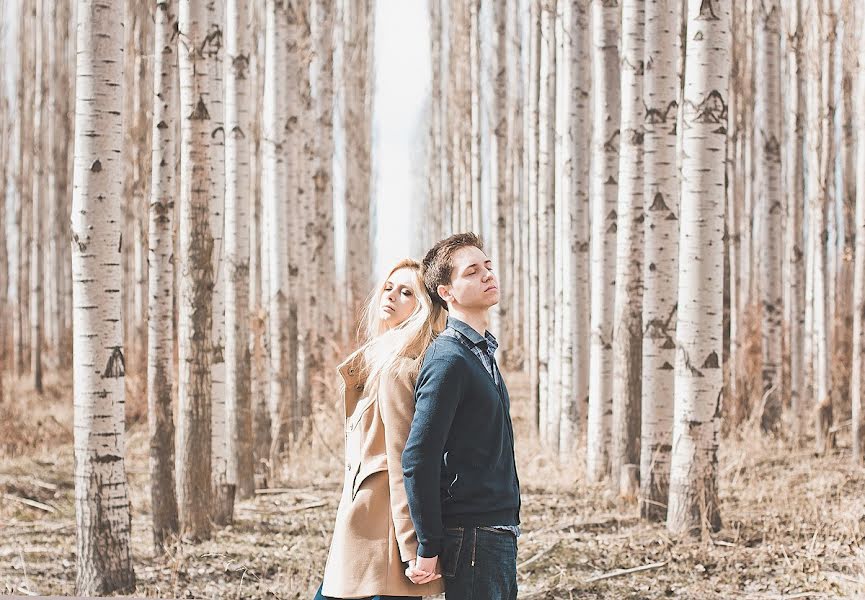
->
xmin=852 ymin=7 xmax=865 ymax=464
xmin=177 ymin=0 xmax=214 ymax=540
xmin=147 ymin=0 xmax=179 ymax=553
xmin=755 ymin=2 xmax=783 ymax=431
xmin=225 ymin=0 xmax=254 ymax=501
xmin=556 ymin=0 xmax=590 ymax=457
xmin=30 ymin=0 xmax=44 ymax=393
xmin=71 ymin=0 xmax=135 ymax=592
xmin=526 ymin=0 xmax=541 ymax=429
xmin=666 ymin=0 xmax=729 ymax=536
xmin=537 ymin=0 xmax=555 ymax=447
xmin=586 ymin=0 xmax=619 ymax=483
xmin=783 ymin=0 xmax=805 ymax=438
xmin=640 ymin=0 xmax=680 ymax=521
xmin=264 ymin=0 xmax=292 ymax=464
xmin=611 ymin=0 xmax=645 ymax=494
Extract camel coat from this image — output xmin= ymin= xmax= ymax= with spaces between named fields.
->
xmin=321 ymin=350 xmax=445 ymax=599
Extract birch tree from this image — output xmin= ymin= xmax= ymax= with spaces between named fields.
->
xmin=526 ymin=0 xmax=541 ymax=428
xmin=666 ymin=0 xmax=729 ymax=536
xmin=784 ymin=0 xmax=806 ymax=438
xmin=852 ymin=8 xmax=865 ymax=463
xmin=30 ymin=0 xmax=44 ymax=394
xmin=755 ymin=1 xmax=783 ymax=431
xmin=343 ymin=0 xmax=374 ymax=335
xmin=557 ymin=0 xmax=590 ymax=457
xmin=71 ymin=0 xmax=135 ymax=591
xmin=225 ymin=0 xmax=255 ymax=501
xmin=263 ymin=0 xmax=292 ymax=465
xmin=147 ymin=0 xmax=179 ymax=552
xmin=586 ymin=0 xmax=620 ymax=483
xmin=640 ymin=0 xmax=680 ymax=520
xmin=610 ymin=0 xmax=645 ymax=497
xmin=537 ymin=0 xmax=556 ymax=447
xmin=177 ymin=0 xmax=214 ymax=540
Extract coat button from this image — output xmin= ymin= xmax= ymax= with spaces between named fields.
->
xmin=355 ymin=384 xmax=363 ymax=391
xmin=348 ymin=367 xmax=355 ymax=375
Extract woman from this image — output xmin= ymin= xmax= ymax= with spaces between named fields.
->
xmin=315 ymin=259 xmax=447 ymax=600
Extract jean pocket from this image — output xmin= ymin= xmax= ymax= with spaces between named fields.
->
xmin=441 ymin=527 xmax=464 ymax=578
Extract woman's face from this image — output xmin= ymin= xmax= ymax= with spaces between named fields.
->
xmin=379 ymin=268 xmax=419 ymax=328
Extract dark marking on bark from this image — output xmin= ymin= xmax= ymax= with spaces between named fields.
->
xmin=94 ymin=454 xmax=122 ymax=464
xmin=91 ymin=160 xmax=102 ymax=172
xmin=687 ymin=90 xmax=727 ymax=124
xmin=191 ymin=97 xmax=210 ymax=120
xmin=649 ymin=192 xmax=668 ymax=211
xmin=103 ymin=347 xmax=126 ymax=378
xmin=603 ymin=130 xmax=620 ymax=153
xmin=702 ymin=351 xmax=719 ymax=369
xmin=72 ymin=233 xmax=87 ymax=252
xmin=232 ymin=53 xmax=250 ymax=80
xmin=660 ymin=361 xmax=674 ymax=370
xmin=645 ymin=100 xmax=678 ymax=124
xmin=697 ymin=0 xmax=719 ymax=21
xmin=157 ymin=120 xmax=168 ymax=130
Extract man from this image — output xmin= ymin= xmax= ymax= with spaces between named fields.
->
xmin=402 ymin=233 xmax=521 ymax=600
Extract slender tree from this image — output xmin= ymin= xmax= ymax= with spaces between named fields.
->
xmin=557 ymin=0 xmax=590 ymax=457
xmin=343 ymin=0 xmax=374 ymax=337
xmin=71 ymin=0 xmax=136 ymax=592
xmin=30 ymin=0 xmax=44 ymax=394
xmin=147 ymin=0 xmax=179 ymax=553
xmin=177 ymin=0 xmax=215 ymax=540
xmin=784 ymin=0 xmax=806 ymax=439
xmin=225 ymin=0 xmax=255 ymax=501
xmin=640 ymin=0 xmax=680 ymax=520
xmin=611 ymin=0 xmax=645 ymax=496
xmin=755 ymin=1 xmax=783 ymax=431
xmin=852 ymin=2 xmax=865 ymax=464
xmin=537 ymin=0 xmax=556 ymax=446
xmin=666 ymin=0 xmax=729 ymax=536
xmin=586 ymin=0 xmax=620 ymax=483
xmin=526 ymin=0 xmax=541 ymax=429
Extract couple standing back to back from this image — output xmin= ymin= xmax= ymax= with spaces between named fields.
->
xmin=314 ymin=232 xmax=522 ymax=600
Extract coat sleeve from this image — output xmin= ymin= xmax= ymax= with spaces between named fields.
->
xmin=378 ymin=368 xmax=422 ymax=563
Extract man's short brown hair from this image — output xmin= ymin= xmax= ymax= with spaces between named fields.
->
xmin=422 ymin=232 xmax=485 ymax=309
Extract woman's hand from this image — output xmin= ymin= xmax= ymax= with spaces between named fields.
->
xmin=405 ymin=556 xmax=442 ymax=584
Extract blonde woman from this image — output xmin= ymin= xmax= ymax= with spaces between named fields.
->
xmin=315 ymin=259 xmax=447 ymax=600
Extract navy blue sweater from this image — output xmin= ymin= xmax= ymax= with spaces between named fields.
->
xmin=402 ymin=328 xmax=521 ymax=558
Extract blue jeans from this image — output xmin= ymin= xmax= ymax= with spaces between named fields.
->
xmin=440 ymin=526 xmax=518 ymax=600
xmin=313 ymin=583 xmax=419 ymax=600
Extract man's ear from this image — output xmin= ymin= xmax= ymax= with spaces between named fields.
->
xmin=437 ymin=283 xmax=453 ymax=304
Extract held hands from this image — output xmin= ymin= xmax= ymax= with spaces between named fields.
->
xmin=405 ymin=555 xmax=442 ymax=585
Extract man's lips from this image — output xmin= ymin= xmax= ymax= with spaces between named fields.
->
xmin=485 ymin=286 xmax=498 ymax=292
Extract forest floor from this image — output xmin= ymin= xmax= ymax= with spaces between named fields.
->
xmin=1 ymin=369 xmax=864 ymax=599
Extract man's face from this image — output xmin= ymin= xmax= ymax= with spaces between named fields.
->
xmin=437 ymin=246 xmax=499 ymax=311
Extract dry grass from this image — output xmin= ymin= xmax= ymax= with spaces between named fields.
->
xmin=1 ymin=369 xmax=864 ymax=599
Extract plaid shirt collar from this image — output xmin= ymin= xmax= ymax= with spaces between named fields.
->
xmin=445 ymin=316 xmax=498 ymax=355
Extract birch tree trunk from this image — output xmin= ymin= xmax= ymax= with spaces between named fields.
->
xmin=343 ymin=0 xmax=374 ymax=337
xmin=537 ymin=0 xmax=556 ymax=447
xmin=71 ymin=0 xmax=136 ymax=592
xmin=666 ymin=0 xmax=729 ymax=536
xmin=314 ymin=0 xmax=337 ymax=355
xmin=586 ymin=0 xmax=620 ymax=483
xmin=526 ymin=0 xmax=541 ymax=430
xmin=264 ymin=0 xmax=292 ymax=468
xmin=806 ymin=0 xmax=831 ymax=453
xmin=177 ymin=0 xmax=214 ymax=540
xmin=147 ymin=0 xmax=179 ymax=553
xmin=611 ymin=0 xmax=644 ymax=496
xmin=755 ymin=1 xmax=783 ymax=431
xmin=557 ymin=0 xmax=590 ymax=457
xmin=640 ymin=0 xmax=680 ymax=520
xmin=852 ymin=10 xmax=865 ymax=464
xmin=784 ymin=0 xmax=806 ymax=439
xmin=225 ymin=0 xmax=255 ymax=501
xmin=30 ymin=0 xmax=44 ymax=394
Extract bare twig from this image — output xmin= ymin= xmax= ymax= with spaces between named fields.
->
xmin=584 ymin=561 xmax=667 ymax=583
xmin=517 ymin=540 xmax=559 ymax=569
xmin=3 ymin=493 xmax=56 ymax=513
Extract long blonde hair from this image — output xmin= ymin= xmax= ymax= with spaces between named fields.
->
xmin=356 ymin=259 xmax=446 ymax=389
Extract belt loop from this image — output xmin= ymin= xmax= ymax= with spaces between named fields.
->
xmin=471 ymin=527 xmax=477 ymax=567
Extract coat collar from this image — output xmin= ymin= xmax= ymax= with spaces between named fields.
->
xmin=337 ymin=347 xmax=367 ymax=384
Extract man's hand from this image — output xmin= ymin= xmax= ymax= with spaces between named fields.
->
xmin=405 ymin=555 xmax=442 ymax=584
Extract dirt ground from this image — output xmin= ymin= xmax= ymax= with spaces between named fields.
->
xmin=1 ymin=370 xmax=864 ymax=599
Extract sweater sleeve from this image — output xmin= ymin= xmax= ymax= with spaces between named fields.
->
xmin=401 ymin=356 xmax=462 ymax=558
